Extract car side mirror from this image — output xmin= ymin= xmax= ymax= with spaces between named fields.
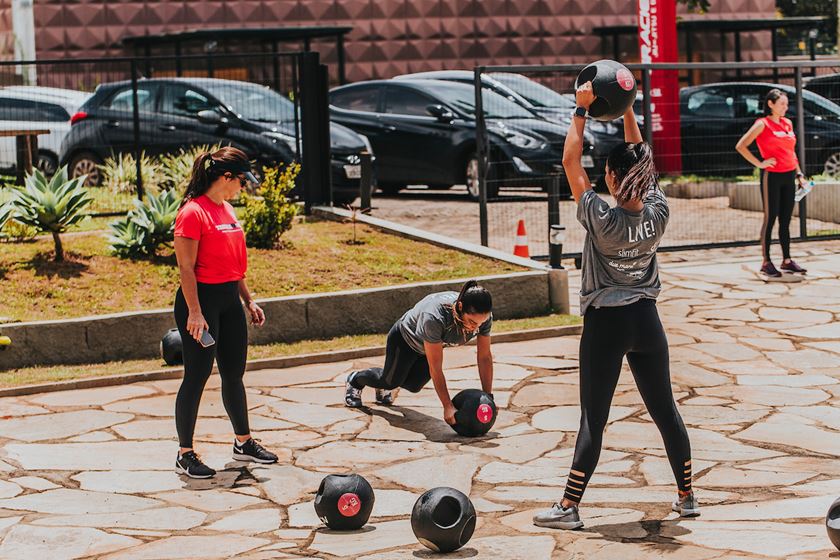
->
xmin=197 ymin=109 xmax=228 ymax=125
xmin=426 ymin=104 xmax=456 ymax=122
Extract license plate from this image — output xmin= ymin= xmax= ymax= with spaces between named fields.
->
xmin=581 ymin=155 xmax=594 ymax=168
xmin=344 ymin=164 xmax=361 ymax=179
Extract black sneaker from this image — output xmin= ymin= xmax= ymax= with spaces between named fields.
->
xmin=233 ymin=438 xmax=278 ymax=464
xmin=345 ymin=373 xmax=363 ymax=408
xmin=760 ymin=262 xmax=782 ymax=278
xmin=780 ymin=260 xmax=807 ymax=274
xmin=375 ymin=387 xmax=399 ymax=406
xmin=176 ymin=451 xmax=216 ymax=479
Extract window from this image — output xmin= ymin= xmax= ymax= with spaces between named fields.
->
xmin=384 ymin=88 xmax=435 ymax=116
xmin=161 ymin=85 xmax=215 ymax=117
xmin=0 ymin=98 xmax=70 ymax=122
xmin=330 ymin=86 xmax=380 ymax=112
xmin=102 ymin=85 xmax=158 ymax=112
xmin=686 ymin=89 xmax=734 ymax=119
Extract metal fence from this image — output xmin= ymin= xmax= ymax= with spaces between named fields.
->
xmin=0 ymin=50 xmax=338 ymax=218
xmin=474 ymin=60 xmax=840 ymax=260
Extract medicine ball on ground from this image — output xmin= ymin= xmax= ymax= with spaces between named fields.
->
xmin=411 ymin=487 xmax=476 ymax=553
xmin=575 ymin=59 xmax=637 ymax=121
xmin=827 ymin=497 xmax=840 ymax=549
xmin=451 ymin=389 xmax=497 ymax=437
xmin=314 ymin=474 xmax=375 ymax=530
xmin=160 ymin=328 xmax=183 ymax=366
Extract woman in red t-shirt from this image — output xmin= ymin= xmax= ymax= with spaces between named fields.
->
xmin=172 ymin=147 xmax=276 ymax=478
xmin=736 ymin=88 xmax=808 ymax=278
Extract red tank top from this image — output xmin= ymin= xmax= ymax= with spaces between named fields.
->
xmin=754 ymin=117 xmax=798 ymax=173
xmin=174 ymin=195 xmax=247 ymax=284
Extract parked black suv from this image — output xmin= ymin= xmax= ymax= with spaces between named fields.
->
xmin=681 ymin=82 xmax=840 ymax=177
xmin=59 ymin=77 xmax=371 ymax=204
xmin=329 ymin=79 xmax=598 ymax=199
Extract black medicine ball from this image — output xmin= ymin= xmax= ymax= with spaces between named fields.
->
xmin=314 ymin=474 xmax=375 ymax=530
xmin=575 ymin=59 xmax=637 ymax=121
xmin=451 ymin=389 xmax=498 ymax=437
xmin=160 ymin=328 xmax=183 ymax=366
xmin=411 ymin=487 xmax=476 ymax=553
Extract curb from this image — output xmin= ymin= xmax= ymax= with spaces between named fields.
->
xmin=0 ymin=324 xmax=582 ymax=398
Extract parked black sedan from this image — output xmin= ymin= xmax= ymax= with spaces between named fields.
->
xmin=681 ymin=82 xmax=840 ymax=177
xmin=59 ymin=77 xmax=371 ymax=204
xmin=329 ymin=79 xmax=598 ymax=199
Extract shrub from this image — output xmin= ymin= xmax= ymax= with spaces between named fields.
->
xmin=107 ymin=188 xmax=181 ymax=258
xmin=240 ymin=163 xmax=299 ymax=249
xmin=99 ymin=151 xmax=164 ymax=195
xmin=9 ymin=166 xmax=92 ymax=261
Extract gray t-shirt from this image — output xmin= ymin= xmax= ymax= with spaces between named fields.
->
xmin=398 ymin=291 xmax=493 ymax=355
xmin=577 ymin=188 xmax=669 ymax=316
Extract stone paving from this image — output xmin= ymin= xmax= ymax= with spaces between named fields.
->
xmin=2 ymin=241 xmax=840 ymax=558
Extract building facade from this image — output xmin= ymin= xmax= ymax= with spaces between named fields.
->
xmin=1 ymin=0 xmax=776 ymax=81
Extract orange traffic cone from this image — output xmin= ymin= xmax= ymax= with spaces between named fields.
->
xmin=513 ymin=219 xmax=530 ymax=258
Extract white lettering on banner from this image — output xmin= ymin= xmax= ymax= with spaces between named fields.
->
xmin=639 ymin=0 xmax=651 ymax=63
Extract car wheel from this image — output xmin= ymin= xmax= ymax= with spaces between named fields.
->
xmin=378 ymin=183 xmax=402 ymax=196
xmin=465 ymin=156 xmax=498 ymax=201
xmin=823 ymin=151 xmax=840 ymax=178
xmin=36 ymin=152 xmax=58 ymax=176
xmin=333 ymin=192 xmax=358 ymax=206
xmin=69 ymin=151 xmax=103 ymax=186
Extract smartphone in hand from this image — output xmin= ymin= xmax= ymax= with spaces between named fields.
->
xmin=199 ymin=329 xmax=216 ymax=348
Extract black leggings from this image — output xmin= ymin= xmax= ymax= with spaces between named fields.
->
xmin=350 ymin=323 xmax=431 ymax=393
xmin=564 ymin=299 xmax=692 ymax=503
xmin=174 ymin=281 xmax=249 ymax=448
xmin=760 ymin=169 xmax=795 ymax=262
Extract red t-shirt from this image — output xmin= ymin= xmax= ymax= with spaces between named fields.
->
xmin=755 ymin=116 xmax=798 ymax=173
xmin=174 ymin=195 xmax=247 ymax=284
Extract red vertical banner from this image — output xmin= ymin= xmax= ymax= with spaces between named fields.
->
xmin=638 ymin=0 xmax=682 ymax=174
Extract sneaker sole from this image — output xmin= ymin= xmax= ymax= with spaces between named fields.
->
xmin=532 ymin=519 xmax=584 ymax=530
xmin=672 ymin=506 xmax=701 ymax=517
xmin=175 ymin=464 xmax=215 ymax=479
xmin=232 ymin=453 xmax=278 ymax=464
xmin=344 ymin=399 xmax=364 ymax=408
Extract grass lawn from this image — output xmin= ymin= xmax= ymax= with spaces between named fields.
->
xmin=0 ymin=313 xmax=581 ymax=389
xmin=0 ymin=217 xmax=523 ymax=323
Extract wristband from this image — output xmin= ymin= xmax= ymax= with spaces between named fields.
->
xmin=573 ymin=106 xmax=588 ymax=120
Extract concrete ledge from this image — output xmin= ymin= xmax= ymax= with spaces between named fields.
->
xmin=0 ymin=324 xmax=582 ymax=397
xmin=729 ymin=181 xmax=840 ymax=224
xmin=0 ymin=271 xmax=551 ymax=370
xmin=662 ymin=180 xmax=729 ymax=199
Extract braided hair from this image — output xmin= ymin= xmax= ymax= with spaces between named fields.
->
xmin=606 ymin=141 xmax=658 ymax=206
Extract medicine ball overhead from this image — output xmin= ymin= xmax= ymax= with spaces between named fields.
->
xmin=411 ymin=487 xmax=477 ymax=553
xmin=314 ymin=474 xmax=375 ymax=531
xmin=575 ymin=59 xmax=637 ymax=121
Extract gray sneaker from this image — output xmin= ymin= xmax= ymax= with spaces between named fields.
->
xmin=672 ymin=493 xmax=700 ymax=517
xmin=532 ymin=503 xmax=584 ymax=530
xmin=344 ymin=374 xmax=363 ymax=408
xmin=375 ymin=387 xmax=398 ymax=405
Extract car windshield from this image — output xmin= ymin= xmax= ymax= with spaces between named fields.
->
xmin=489 ymin=73 xmax=575 ymax=109
xmin=803 ymin=89 xmax=840 ymax=118
xmin=202 ymin=82 xmax=295 ymax=123
xmin=431 ymin=82 xmax=537 ymax=119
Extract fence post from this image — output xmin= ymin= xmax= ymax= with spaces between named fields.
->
xmin=795 ymin=65 xmax=807 ymax=238
xmin=299 ymin=51 xmax=332 ymax=214
xmin=642 ymin=67 xmax=653 ymax=146
xmin=130 ymin=59 xmax=143 ymax=202
xmin=474 ymin=66 xmax=489 ymax=247
xmin=547 ymin=174 xmax=563 ymax=268
xmin=359 ymin=151 xmax=373 ymax=213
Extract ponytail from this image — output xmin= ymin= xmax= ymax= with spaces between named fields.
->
xmin=180 ymin=146 xmax=252 ymax=208
xmin=606 ymin=141 xmax=658 ymax=206
xmin=452 ymin=280 xmax=493 ymax=332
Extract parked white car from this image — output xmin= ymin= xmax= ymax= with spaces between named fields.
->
xmin=0 ymin=86 xmax=90 ymax=175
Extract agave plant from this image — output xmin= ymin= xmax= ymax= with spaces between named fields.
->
xmin=99 ymin=151 xmax=164 ymax=195
xmin=10 ymin=167 xmax=92 ymax=261
xmin=107 ymin=188 xmax=181 ymax=258
xmin=159 ymin=144 xmax=221 ymax=193
xmin=0 ymin=201 xmax=13 ymax=234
